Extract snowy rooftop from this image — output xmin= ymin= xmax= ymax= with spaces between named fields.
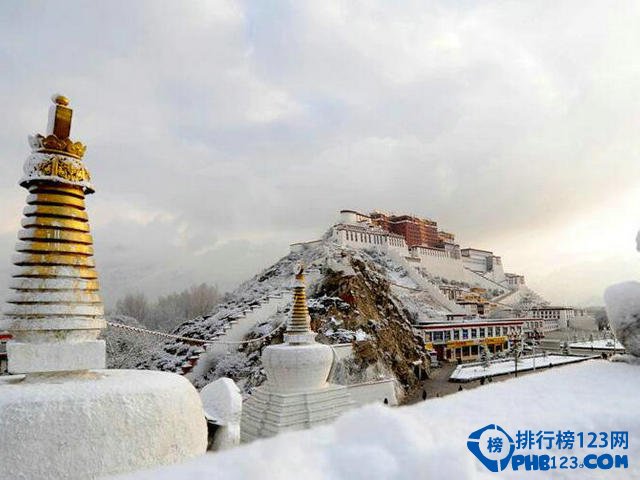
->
xmin=569 ymin=340 xmax=625 ymax=350
xmin=116 ymin=360 xmax=639 ymax=479
xmin=449 ymin=354 xmax=596 ymax=381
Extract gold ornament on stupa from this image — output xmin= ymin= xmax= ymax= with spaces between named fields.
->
xmin=2 ymin=95 xmax=105 ymax=374
xmin=287 ymin=263 xmax=312 ymax=335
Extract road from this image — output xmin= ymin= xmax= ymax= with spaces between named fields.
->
xmin=406 ymin=358 xmax=564 ymax=405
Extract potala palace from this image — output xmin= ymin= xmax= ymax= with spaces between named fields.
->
xmin=290 ymin=208 xmax=598 ymax=363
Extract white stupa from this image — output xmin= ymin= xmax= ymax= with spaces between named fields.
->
xmin=0 ymin=96 xmax=207 ymax=479
xmin=241 ymin=264 xmax=353 ymax=441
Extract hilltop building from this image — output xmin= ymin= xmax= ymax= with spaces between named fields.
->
xmin=330 ymin=209 xmax=517 ymax=292
xmin=369 ymin=211 xmax=441 ymax=247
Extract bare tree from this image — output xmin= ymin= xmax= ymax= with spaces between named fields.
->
xmin=115 ymin=292 xmax=150 ymax=323
xmin=114 ymin=283 xmax=223 ymax=332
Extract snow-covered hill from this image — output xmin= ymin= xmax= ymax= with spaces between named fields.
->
xmin=140 ymin=228 xmax=546 ymax=401
xmin=141 ymin=235 xmax=459 ymax=401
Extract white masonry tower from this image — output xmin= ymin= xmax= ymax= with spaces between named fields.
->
xmin=241 ymin=263 xmax=353 ymax=441
xmin=0 ymin=95 xmax=207 ymax=479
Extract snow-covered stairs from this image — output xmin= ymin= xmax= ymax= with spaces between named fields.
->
xmin=386 ymin=249 xmax=466 ymax=314
xmin=462 ymin=267 xmax=511 ymax=294
xmin=187 ymin=294 xmax=291 ymax=379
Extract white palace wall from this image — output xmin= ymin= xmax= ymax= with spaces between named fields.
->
xmin=329 ymin=225 xmax=407 ymax=254
xmin=306 ymin=224 xmax=517 ymax=299
xmin=409 ymin=247 xmax=466 ymax=282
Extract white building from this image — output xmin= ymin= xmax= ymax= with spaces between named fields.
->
xmin=460 ymin=248 xmax=506 ymax=284
xmin=416 ymin=318 xmax=528 ymax=362
xmin=330 ymin=222 xmax=407 ymax=252
xmin=529 ymin=306 xmax=576 ymax=331
xmin=505 ymin=273 xmax=526 ymax=288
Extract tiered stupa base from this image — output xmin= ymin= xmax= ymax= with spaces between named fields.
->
xmin=0 ymin=370 xmax=207 ymax=480
xmin=240 ymin=383 xmax=353 ymax=442
xmin=7 ymin=337 xmax=105 ymax=374
xmin=241 ymin=341 xmax=354 ymax=442
xmin=4 ymin=183 xmax=105 ymax=373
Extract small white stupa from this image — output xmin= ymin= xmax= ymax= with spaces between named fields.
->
xmin=241 ymin=263 xmax=353 ymax=441
xmin=0 ymin=95 xmax=207 ymax=479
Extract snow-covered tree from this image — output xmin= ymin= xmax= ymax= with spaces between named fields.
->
xmin=103 ymin=315 xmax=162 ymax=369
xmin=480 ymin=344 xmax=491 ymax=368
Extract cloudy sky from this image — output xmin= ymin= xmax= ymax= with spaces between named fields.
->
xmin=1 ymin=1 xmax=639 ymax=307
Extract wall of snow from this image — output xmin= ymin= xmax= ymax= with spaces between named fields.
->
xmin=0 ymin=370 xmax=207 ymax=480
xmin=115 ymin=360 xmax=640 ymax=480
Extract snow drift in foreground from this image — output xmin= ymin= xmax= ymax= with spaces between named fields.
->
xmin=115 ymin=360 xmax=639 ymax=480
xmin=604 ymin=282 xmax=640 ymax=357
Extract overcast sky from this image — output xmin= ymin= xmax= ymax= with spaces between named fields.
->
xmin=1 ymin=1 xmax=639 ymax=307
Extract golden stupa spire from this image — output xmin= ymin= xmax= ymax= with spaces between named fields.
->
xmin=30 ymin=94 xmax=87 ymax=160
xmin=287 ymin=263 xmax=312 ymax=335
xmin=2 ymin=95 xmax=105 ymax=374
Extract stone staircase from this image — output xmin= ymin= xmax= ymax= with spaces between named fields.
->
xmin=180 ymin=265 xmax=325 ymax=378
xmin=386 ymin=250 xmax=465 ymax=314
xmin=185 ymin=294 xmax=291 ymax=379
xmin=462 ymin=267 xmax=511 ymax=295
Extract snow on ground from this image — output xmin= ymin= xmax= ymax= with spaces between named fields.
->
xmin=115 ymin=360 xmax=639 ymax=480
xmin=450 ymin=355 xmax=597 ymax=381
xmin=386 ymin=268 xmax=418 ymax=289
xmin=390 ymin=285 xmax=449 ymax=321
xmin=569 ymin=340 xmax=625 ymax=350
